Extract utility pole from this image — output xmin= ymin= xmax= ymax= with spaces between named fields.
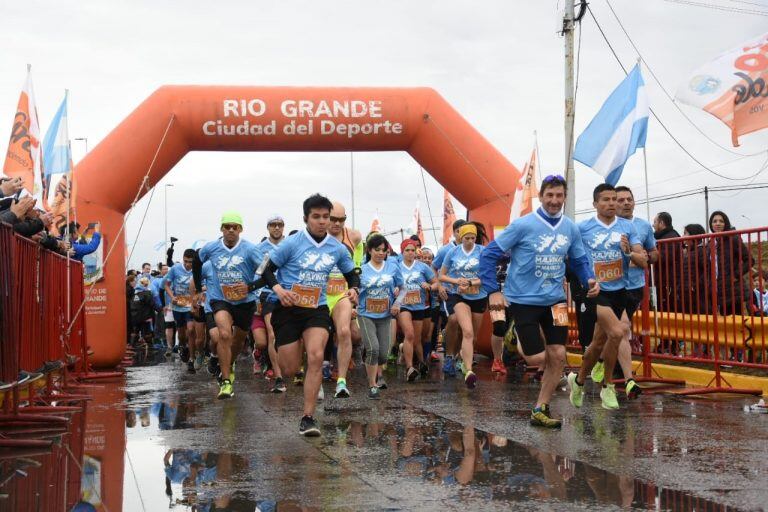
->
xmin=564 ymin=0 xmax=576 ymax=218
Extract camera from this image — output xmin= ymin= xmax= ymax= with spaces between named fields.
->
xmin=170 ymin=236 xmax=178 ymax=243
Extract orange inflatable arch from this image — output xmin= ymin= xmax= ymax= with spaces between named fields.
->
xmin=74 ymin=86 xmax=521 ymax=367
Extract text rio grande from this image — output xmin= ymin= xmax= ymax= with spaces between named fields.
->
xmin=201 ymin=99 xmax=404 ymax=139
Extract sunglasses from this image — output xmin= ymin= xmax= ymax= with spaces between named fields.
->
xmin=268 ymin=223 xmax=284 ymax=228
xmin=222 ymin=224 xmax=240 ymax=231
xmin=329 ymin=216 xmax=347 ymax=223
xmin=542 ymin=174 xmax=566 ymax=183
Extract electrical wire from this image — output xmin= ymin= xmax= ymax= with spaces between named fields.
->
xmin=587 ymin=5 xmax=768 ymax=182
xmin=663 ymin=0 xmax=768 ymax=16
xmin=605 ymin=0 xmax=768 ymax=157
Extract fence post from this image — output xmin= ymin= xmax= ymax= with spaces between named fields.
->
xmin=707 ymin=238 xmax=722 ymax=388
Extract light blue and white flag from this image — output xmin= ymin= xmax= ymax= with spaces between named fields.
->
xmin=574 ymin=64 xmax=649 ymax=186
xmin=42 ymin=92 xmax=72 ymax=176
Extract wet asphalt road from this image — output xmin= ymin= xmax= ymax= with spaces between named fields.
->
xmin=116 ymin=350 xmax=768 ymax=511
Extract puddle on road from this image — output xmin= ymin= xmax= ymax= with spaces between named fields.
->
xmin=0 ymin=350 xmax=755 ymax=511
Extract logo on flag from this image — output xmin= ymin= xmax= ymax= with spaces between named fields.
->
xmin=573 ymin=64 xmax=649 ymax=186
xmin=675 ymin=32 xmax=768 ymax=147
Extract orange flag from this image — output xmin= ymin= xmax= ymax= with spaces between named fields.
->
xmin=510 ymin=148 xmax=538 ymax=223
xmin=442 ymin=190 xmax=456 ymax=245
xmin=414 ymin=201 xmax=424 ymax=245
xmin=370 ymin=214 xmax=382 ymax=235
xmin=3 ymin=66 xmax=43 ymax=201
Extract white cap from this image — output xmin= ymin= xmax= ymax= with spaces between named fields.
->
xmin=266 ymin=215 xmax=284 ymax=225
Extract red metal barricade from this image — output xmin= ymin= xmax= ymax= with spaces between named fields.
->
xmin=644 ymin=227 xmax=766 ymax=395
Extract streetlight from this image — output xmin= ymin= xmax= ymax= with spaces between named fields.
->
xmin=164 ymin=184 xmax=174 ymax=253
xmin=74 ymin=137 xmax=88 ymax=153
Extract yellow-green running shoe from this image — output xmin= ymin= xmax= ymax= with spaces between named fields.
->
xmin=218 ymin=379 xmax=234 ymax=399
xmin=600 ymin=383 xmax=620 ymax=410
xmin=530 ymin=405 xmax=562 ymax=428
xmin=567 ymin=372 xmax=584 ymax=408
xmin=625 ymin=379 xmax=642 ymax=399
xmin=591 ymin=360 xmax=605 ymax=384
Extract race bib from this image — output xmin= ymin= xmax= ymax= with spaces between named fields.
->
xmin=403 ymin=290 xmax=422 ymax=305
xmin=327 ymin=276 xmax=347 ymax=296
xmin=174 ymin=295 xmax=192 ymax=307
xmin=551 ymin=303 xmax=569 ymax=327
xmin=594 ymin=260 xmax=623 ymax=283
xmin=221 ymin=284 xmax=247 ymax=302
xmin=365 ymin=297 xmax=390 ymax=314
xmin=292 ymin=284 xmax=321 ymax=309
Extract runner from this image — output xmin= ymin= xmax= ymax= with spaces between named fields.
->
xmin=326 ymin=201 xmax=363 ymax=398
xmin=200 ymin=260 xmax=222 ymax=378
xmin=596 ymin=185 xmax=657 ymax=398
xmin=357 ymin=234 xmax=404 ymax=398
xmin=258 ymin=194 xmax=359 ymax=436
xmin=438 ymin=222 xmax=488 ymax=389
xmin=434 ymin=219 xmax=465 ymax=376
xmin=164 ymin=249 xmax=198 ymax=372
xmin=398 ymin=238 xmax=438 ymax=381
xmin=489 ymin=252 xmax=511 ymax=375
xmin=480 ymin=174 xmax=599 ymax=427
xmin=568 ymin=184 xmax=647 ymax=411
xmin=417 ymin=247 xmax=441 ymax=363
xmin=257 ymin=215 xmax=287 ymax=392
xmin=192 ymin=212 xmax=264 ymax=399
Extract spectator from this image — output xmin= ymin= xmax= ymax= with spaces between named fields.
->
xmin=680 ymin=224 xmax=709 ymax=314
xmin=653 ymin=212 xmax=681 ymax=314
xmin=131 ymin=276 xmax=155 ymax=346
xmin=709 ymin=211 xmax=752 ymax=317
xmin=59 ymin=222 xmax=102 ymax=261
xmin=126 ymin=274 xmax=137 ymax=344
xmin=752 ymin=270 xmax=768 ymax=317
xmin=140 ymin=262 xmax=152 ymax=279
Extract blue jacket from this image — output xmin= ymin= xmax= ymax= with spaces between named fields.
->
xmin=71 ymin=232 xmax=101 ymax=261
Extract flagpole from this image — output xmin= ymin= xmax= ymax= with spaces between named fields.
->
xmin=534 ymin=130 xmax=542 ymax=186
xmin=65 ymin=89 xmax=72 ymax=324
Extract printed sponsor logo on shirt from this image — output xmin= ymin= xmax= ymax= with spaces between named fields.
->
xmin=298 ymin=252 xmax=336 ymax=272
xmin=215 ymin=255 xmax=245 ymax=269
xmin=588 ymin=231 xmax=622 ymax=250
xmin=536 ymin=234 xmax=569 ymax=253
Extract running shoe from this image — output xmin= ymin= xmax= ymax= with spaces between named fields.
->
xmin=252 ymin=359 xmax=263 ymax=375
xmin=625 ymin=379 xmax=642 ymax=399
xmin=567 ymin=372 xmax=584 ymax=408
xmin=334 ymin=379 xmax=350 ymax=398
xmin=442 ymin=356 xmax=455 ymax=377
xmin=406 ymin=367 xmax=419 ymax=382
xmin=317 ymin=385 xmax=324 ymax=401
xmin=368 ymin=386 xmax=381 ymax=400
xmin=418 ymin=361 xmax=429 ymax=376
xmin=464 ymin=370 xmax=477 ymax=389
xmin=530 ymin=405 xmax=562 ymax=429
xmin=299 ymin=415 xmax=321 ymax=437
xmin=271 ymin=377 xmax=287 ymax=393
xmin=376 ymin=376 xmax=388 ymax=389
xmin=455 ymin=359 xmax=466 ymax=377
xmin=591 ymin=360 xmax=605 ymax=384
xmin=600 ymin=383 xmax=620 ymax=410
xmin=194 ymin=352 xmax=204 ymax=371
xmin=179 ymin=346 xmax=190 ymax=363
xmin=293 ymin=368 xmax=305 ymax=386
xmin=387 ymin=348 xmax=397 ymax=364
xmin=164 ymin=347 xmax=172 ymax=357
xmin=430 ymin=352 xmax=440 ymax=363
xmin=187 ymin=361 xmax=196 ymax=374
xmin=207 ymin=356 xmax=220 ymax=376
xmin=218 ymin=379 xmax=233 ymax=399
xmin=265 ymin=368 xmax=275 ymax=379
xmin=322 ymin=361 xmax=332 ymax=381
xmin=491 ymin=358 xmax=507 ymax=375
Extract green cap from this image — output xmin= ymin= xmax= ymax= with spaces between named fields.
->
xmin=220 ymin=211 xmax=243 ymax=226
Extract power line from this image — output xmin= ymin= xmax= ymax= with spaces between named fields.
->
xmin=605 ymin=0 xmax=768 ymax=158
xmin=663 ymin=0 xmax=768 ymax=16
xmin=586 ymin=5 xmax=768 ymax=183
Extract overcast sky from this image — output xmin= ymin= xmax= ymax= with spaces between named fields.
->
xmin=2 ymin=0 xmax=767 ymax=267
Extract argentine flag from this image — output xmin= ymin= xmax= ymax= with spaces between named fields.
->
xmin=42 ymin=93 xmax=72 ymax=176
xmin=574 ymin=65 xmax=649 ymax=186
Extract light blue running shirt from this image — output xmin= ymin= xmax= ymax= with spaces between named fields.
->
xmin=495 ymin=211 xmax=588 ymax=306
xmin=165 ymin=263 xmax=194 ymax=312
xmin=578 ymin=216 xmax=641 ymax=292
xmin=441 ymin=243 xmax=487 ymax=300
xmin=198 ymin=238 xmax=264 ymax=305
xmin=398 ymin=260 xmax=436 ymax=311
xmin=269 ymin=229 xmax=355 ymax=307
xmin=358 ymin=258 xmax=404 ymax=320
xmin=627 ymin=217 xmax=656 ymax=290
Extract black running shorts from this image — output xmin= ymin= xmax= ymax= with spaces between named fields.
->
xmin=594 ymin=289 xmax=628 ymax=320
xmin=209 ymin=300 xmax=256 ymax=332
xmin=204 ymin=312 xmax=216 ymax=331
xmin=401 ymin=308 xmax=428 ymax=321
xmin=446 ymin=294 xmax=488 ymax=315
xmin=625 ymin=287 xmax=643 ymax=320
xmin=270 ymin=304 xmax=332 ymax=347
xmin=507 ymin=302 xmax=568 ymax=356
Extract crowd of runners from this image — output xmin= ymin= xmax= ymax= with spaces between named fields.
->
xmin=134 ymin=175 xmax=656 ymax=436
